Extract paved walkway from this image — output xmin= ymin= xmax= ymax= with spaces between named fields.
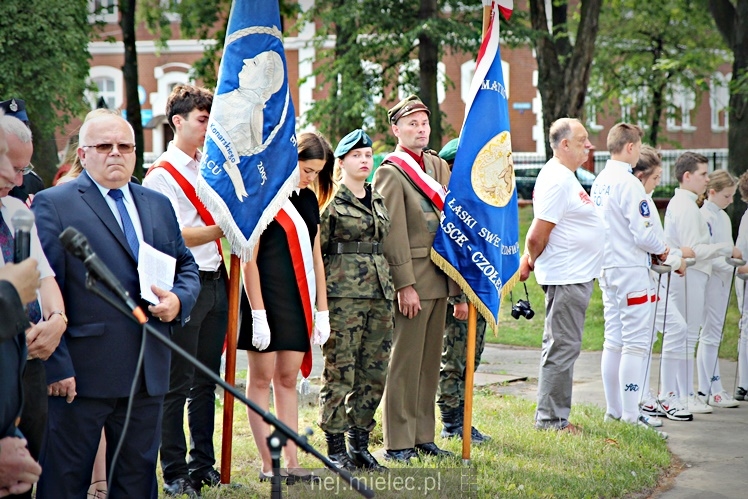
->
xmin=231 ymin=344 xmax=747 ymax=498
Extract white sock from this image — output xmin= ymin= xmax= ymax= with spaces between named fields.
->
xmin=620 ymin=353 xmax=646 ymax=423
xmin=601 ymin=348 xmax=622 ymax=418
xmin=676 ymin=358 xmax=692 ymax=398
xmin=699 ymin=343 xmax=723 ymax=394
xmin=696 ymin=343 xmax=709 ymax=394
xmin=660 ymin=357 xmax=680 ymax=398
xmin=739 ymin=332 xmax=748 ymax=389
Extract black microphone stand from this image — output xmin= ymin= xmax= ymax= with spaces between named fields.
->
xmin=83 ymin=274 xmax=374 ymax=499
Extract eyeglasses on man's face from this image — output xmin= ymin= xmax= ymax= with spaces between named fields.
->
xmin=13 ymin=163 xmax=34 ymax=175
xmin=82 ymin=143 xmax=136 ymax=154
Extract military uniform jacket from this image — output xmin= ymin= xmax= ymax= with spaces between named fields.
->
xmin=321 ymin=184 xmax=395 ymax=300
xmin=373 ymin=146 xmax=459 ymax=300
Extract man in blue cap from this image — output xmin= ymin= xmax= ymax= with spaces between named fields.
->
xmin=435 ymin=138 xmax=491 ymax=444
xmin=0 ymin=99 xmax=44 ymax=205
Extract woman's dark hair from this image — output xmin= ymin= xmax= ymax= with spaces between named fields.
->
xmin=297 ymin=132 xmax=335 ymax=208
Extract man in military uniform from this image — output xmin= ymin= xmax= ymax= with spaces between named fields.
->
xmin=374 ymin=95 xmax=459 ymax=462
xmin=435 ymin=139 xmax=491 ymax=444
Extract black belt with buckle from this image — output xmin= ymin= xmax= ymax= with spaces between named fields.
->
xmin=327 ymin=241 xmax=382 ymax=255
xmin=199 ymin=269 xmax=223 ymax=280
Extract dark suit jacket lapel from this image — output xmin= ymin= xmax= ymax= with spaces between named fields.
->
xmin=130 ymin=184 xmax=154 ymax=247
xmin=77 ymin=174 xmax=137 ymax=261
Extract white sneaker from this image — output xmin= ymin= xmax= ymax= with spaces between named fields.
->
xmin=683 ymin=394 xmax=713 ymax=414
xmin=637 ymin=414 xmax=663 ymax=428
xmin=641 ymin=391 xmax=665 ymax=416
xmin=603 ymin=413 xmax=620 ymax=423
xmin=708 ymin=390 xmax=740 ymax=408
xmin=630 ymin=416 xmax=668 ymax=440
xmin=658 ymin=393 xmax=693 ymax=421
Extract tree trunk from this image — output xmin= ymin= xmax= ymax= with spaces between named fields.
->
xmin=30 ymin=123 xmax=60 ymax=186
xmin=530 ymin=0 xmax=602 ymax=159
xmin=120 ymin=0 xmax=144 ymax=177
xmin=649 ymin=82 xmax=666 ymax=146
xmin=709 ymin=0 xmax=748 ymax=238
xmin=419 ymin=0 xmax=442 ymax=150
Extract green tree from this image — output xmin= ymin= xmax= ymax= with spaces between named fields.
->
xmin=0 ymin=0 xmax=92 ymax=184
xmin=710 ymin=0 xmax=748 ymax=237
xmin=529 ymin=0 xmax=603 ymax=159
xmin=300 ymin=0 xmax=487 ymax=148
xmin=589 ymin=0 xmax=727 ymax=146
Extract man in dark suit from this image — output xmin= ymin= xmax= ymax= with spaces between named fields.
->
xmin=31 ymin=113 xmax=200 ymax=498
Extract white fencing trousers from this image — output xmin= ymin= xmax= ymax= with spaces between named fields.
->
xmin=698 ymin=270 xmax=732 ymax=395
xmin=600 ymin=267 xmax=655 ymax=422
xmin=668 ymin=268 xmax=709 ymax=396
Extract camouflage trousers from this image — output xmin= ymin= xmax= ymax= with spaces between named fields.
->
xmin=436 ymin=303 xmax=487 ymax=410
xmin=319 ymin=297 xmax=394 ymax=433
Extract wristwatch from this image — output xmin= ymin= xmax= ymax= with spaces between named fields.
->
xmin=48 ymin=310 xmax=68 ymax=325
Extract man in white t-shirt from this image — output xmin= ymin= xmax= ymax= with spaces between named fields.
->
xmin=519 ymin=118 xmax=604 ymax=432
xmin=591 ymin=123 xmax=670 ymax=433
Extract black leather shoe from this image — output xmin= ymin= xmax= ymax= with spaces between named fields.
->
xmin=190 ymin=467 xmax=221 ymax=489
xmin=383 ymin=448 xmax=417 ymax=463
xmin=415 ymin=442 xmax=454 ymax=458
xmin=163 ymin=477 xmax=200 ymax=497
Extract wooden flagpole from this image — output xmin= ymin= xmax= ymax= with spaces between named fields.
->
xmin=220 ymin=254 xmax=241 ymax=483
xmin=462 ymin=2 xmax=493 ymax=464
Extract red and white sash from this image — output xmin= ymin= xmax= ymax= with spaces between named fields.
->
xmin=147 ymin=161 xmax=223 ymax=257
xmin=384 ymin=151 xmax=447 ymax=211
xmin=274 ymin=197 xmax=315 ymax=378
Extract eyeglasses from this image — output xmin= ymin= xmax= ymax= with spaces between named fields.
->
xmin=82 ymin=143 xmax=136 ymax=154
xmin=13 ymin=163 xmax=34 ymax=175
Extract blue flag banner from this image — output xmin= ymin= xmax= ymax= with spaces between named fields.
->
xmin=196 ymin=0 xmax=298 ymax=260
xmin=431 ymin=1 xmax=518 ymax=331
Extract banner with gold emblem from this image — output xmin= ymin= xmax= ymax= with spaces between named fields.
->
xmin=431 ymin=0 xmax=518 ymax=331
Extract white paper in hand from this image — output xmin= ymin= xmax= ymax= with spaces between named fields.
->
xmin=138 ymin=242 xmax=176 ymax=304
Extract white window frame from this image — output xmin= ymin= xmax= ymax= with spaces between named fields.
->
xmin=88 ymin=0 xmax=118 ymax=24
xmin=667 ymin=83 xmax=696 ymax=132
xmin=710 ymin=72 xmax=730 ymax=132
xmin=87 ymin=66 xmax=124 ymax=110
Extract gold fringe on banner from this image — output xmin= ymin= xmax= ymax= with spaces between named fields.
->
xmin=431 ymin=248 xmax=520 ymax=334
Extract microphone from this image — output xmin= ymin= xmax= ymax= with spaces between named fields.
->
xmin=11 ymin=210 xmax=34 ymax=263
xmin=59 ymin=227 xmax=147 ymax=324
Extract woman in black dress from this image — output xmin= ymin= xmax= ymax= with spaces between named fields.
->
xmin=239 ymin=132 xmax=334 ymax=481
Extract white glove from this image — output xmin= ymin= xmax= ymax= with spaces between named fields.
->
xmin=251 ymin=310 xmax=271 ymax=351
xmin=312 ymin=310 xmax=331 ymax=346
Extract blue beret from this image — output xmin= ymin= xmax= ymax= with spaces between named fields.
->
xmin=334 ymin=129 xmax=373 ymax=158
xmin=439 ymin=138 xmax=459 ymax=162
xmin=0 ymin=98 xmax=28 ymax=123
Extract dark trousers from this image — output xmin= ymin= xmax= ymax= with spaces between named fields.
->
xmin=37 ymin=391 xmax=164 ymax=499
xmin=10 ymin=359 xmax=46 ymax=499
xmin=160 ymin=274 xmax=228 ymax=482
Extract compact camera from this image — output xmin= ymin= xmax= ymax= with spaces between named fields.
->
xmin=510 ymin=283 xmax=535 ymax=320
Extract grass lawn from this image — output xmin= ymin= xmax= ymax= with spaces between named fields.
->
xmin=159 ymin=389 xmax=670 ymax=498
xmin=488 ymin=206 xmax=741 ymax=361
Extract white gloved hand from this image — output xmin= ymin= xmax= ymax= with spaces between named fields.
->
xmin=251 ymin=310 xmax=271 ymax=351
xmin=312 ymin=310 xmax=331 ymax=346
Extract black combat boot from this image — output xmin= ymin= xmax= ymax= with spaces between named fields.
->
xmin=347 ymin=428 xmax=387 ymax=471
xmin=325 ymin=431 xmax=357 ymax=471
xmin=440 ymin=405 xmax=491 ymax=444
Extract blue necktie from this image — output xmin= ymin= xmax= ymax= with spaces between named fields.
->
xmin=108 ymin=189 xmax=140 ymax=261
xmin=1 ymin=211 xmax=42 ymax=324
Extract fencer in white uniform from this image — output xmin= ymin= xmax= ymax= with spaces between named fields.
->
xmin=592 ymin=124 xmax=668 ymax=430
xmin=734 ymin=192 xmax=748 ymax=401
xmin=631 ymin=145 xmax=693 ymax=422
xmin=664 ymin=153 xmax=737 ymax=414
xmin=698 ymin=172 xmax=740 ymax=407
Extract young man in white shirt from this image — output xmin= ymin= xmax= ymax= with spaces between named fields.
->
xmin=663 ymin=152 xmax=741 ymax=414
xmin=592 ymin=123 xmax=669 ymax=434
xmin=143 ymin=85 xmax=227 ymax=496
xmin=520 ymin=118 xmax=605 ymax=433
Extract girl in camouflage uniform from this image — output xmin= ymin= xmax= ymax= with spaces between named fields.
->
xmin=318 ymin=129 xmax=395 ymax=471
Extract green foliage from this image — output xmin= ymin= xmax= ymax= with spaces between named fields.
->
xmin=589 ymin=0 xmax=728 ymax=145
xmin=0 ymin=0 xmax=92 ymax=138
xmin=299 ymin=0 xmax=488 ymax=147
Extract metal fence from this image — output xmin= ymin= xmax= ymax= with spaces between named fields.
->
xmin=514 ymin=148 xmax=729 ymax=188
